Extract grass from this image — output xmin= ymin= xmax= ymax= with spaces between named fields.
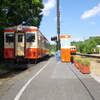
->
xmin=0 ymin=63 xmax=7 ymax=69
xmin=50 ymin=51 xmax=56 ymax=54
xmin=0 ymin=62 xmax=9 ymax=75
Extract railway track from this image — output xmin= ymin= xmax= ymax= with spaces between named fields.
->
xmin=76 ymin=53 xmax=100 ymax=59
xmin=0 ymin=69 xmax=25 ymax=84
xmin=0 ymin=56 xmax=52 ymax=84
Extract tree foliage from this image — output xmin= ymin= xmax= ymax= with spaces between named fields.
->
xmin=86 ymin=39 xmax=97 ymax=54
xmin=79 ymin=43 xmax=84 ymax=53
xmin=50 ymin=44 xmax=56 ymax=52
xmin=71 ymin=36 xmax=100 ymax=54
xmin=1 ymin=0 xmax=44 ymax=27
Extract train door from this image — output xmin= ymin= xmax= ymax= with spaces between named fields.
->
xmin=14 ymin=32 xmax=25 ymax=57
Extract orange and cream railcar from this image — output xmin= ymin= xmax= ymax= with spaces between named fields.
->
xmin=70 ymin=46 xmax=76 ymax=55
xmin=4 ymin=25 xmax=50 ymax=68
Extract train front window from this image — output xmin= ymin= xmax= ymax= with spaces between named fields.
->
xmin=6 ymin=34 xmax=14 ymax=43
xmin=18 ymin=34 xmax=23 ymax=42
xmin=27 ymin=33 xmax=35 ymax=42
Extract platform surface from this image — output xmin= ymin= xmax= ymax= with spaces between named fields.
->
xmin=0 ymin=56 xmax=100 ymax=100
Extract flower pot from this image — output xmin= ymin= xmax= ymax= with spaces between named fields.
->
xmin=76 ymin=62 xmax=79 ymax=69
xmin=74 ymin=61 xmax=78 ymax=67
xmin=80 ymin=65 xmax=90 ymax=74
xmin=74 ymin=61 xmax=77 ymax=66
xmin=77 ymin=63 xmax=82 ymax=69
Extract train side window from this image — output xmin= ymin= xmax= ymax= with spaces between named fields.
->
xmin=27 ymin=33 xmax=35 ymax=42
xmin=18 ymin=35 xmax=23 ymax=42
xmin=6 ymin=34 xmax=14 ymax=43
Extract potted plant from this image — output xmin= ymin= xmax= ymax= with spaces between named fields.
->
xmin=77 ymin=56 xmax=82 ymax=69
xmin=80 ymin=58 xmax=90 ymax=74
xmin=74 ymin=56 xmax=82 ymax=69
xmin=70 ymin=55 xmax=74 ymax=63
xmin=74 ymin=56 xmax=78 ymax=66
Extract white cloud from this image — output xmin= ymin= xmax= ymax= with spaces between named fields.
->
xmin=43 ymin=0 xmax=56 ymax=16
xmin=90 ymin=21 xmax=96 ymax=25
xmin=71 ymin=37 xmax=84 ymax=42
xmin=81 ymin=3 xmax=100 ymax=19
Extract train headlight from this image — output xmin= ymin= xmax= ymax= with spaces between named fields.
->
xmin=17 ymin=25 xmax=23 ymax=31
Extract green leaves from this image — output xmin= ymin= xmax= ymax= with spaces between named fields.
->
xmin=86 ymin=39 xmax=97 ymax=54
xmin=0 ymin=0 xmax=44 ymax=27
xmin=82 ymin=58 xmax=91 ymax=66
xmin=71 ymin=36 xmax=100 ymax=54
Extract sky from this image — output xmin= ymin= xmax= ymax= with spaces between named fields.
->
xmin=39 ymin=0 xmax=100 ymax=44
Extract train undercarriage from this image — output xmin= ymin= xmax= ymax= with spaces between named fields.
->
xmin=5 ymin=55 xmax=50 ymax=68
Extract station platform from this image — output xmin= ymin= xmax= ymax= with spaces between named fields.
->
xmin=0 ymin=56 xmax=100 ymax=100
xmin=50 ymin=58 xmax=100 ymax=100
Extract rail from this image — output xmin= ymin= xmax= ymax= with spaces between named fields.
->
xmin=76 ymin=53 xmax=100 ymax=59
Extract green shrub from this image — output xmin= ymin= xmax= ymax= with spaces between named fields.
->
xmin=82 ymin=58 xmax=91 ymax=66
xmin=70 ymin=55 xmax=74 ymax=59
xmin=77 ymin=56 xmax=82 ymax=63
xmin=74 ymin=56 xmax=82 ymax=63
xmin=74 ymin=56 xmax=79 ymax=61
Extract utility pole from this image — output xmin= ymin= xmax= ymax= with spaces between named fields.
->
xmin=57 ymin=0 xmax=60 ymax=50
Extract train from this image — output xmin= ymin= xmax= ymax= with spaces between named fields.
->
xmin=70 ymin=46 xmax=76 ymax=55
xmin=4 ymin=25 xmax=50 ymax=68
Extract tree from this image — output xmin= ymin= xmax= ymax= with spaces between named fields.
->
xmin=91 ymin=47 xmax=99 ymax=54
xmin=89 ymin=36 xmax=100 ymax=45
xmin=4 ymin=0 xmax=44 ymax=27
xmin=71 ymin=41 xmax=83 ymax=52
xmin=50 ymin=44 xmax=56 ymax=52
xmin=0 ymin=0 xmax=8 ymax=61
xmin=79 ymin=43 xmax=84 ymax=53
xmin=86 ymin=39 xmax=97 ymax=54
xmin=0 ymin=0 xmax=8 ymax=30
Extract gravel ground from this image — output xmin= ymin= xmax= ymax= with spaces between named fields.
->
xmin=90 ymin=58 xmax=100 ymax=76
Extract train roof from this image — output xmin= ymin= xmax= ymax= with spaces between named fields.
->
xmin=4 ymin=25 xmax=38 ymax=30
xmin=4 ymin=25 xmax=50 ymax=43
